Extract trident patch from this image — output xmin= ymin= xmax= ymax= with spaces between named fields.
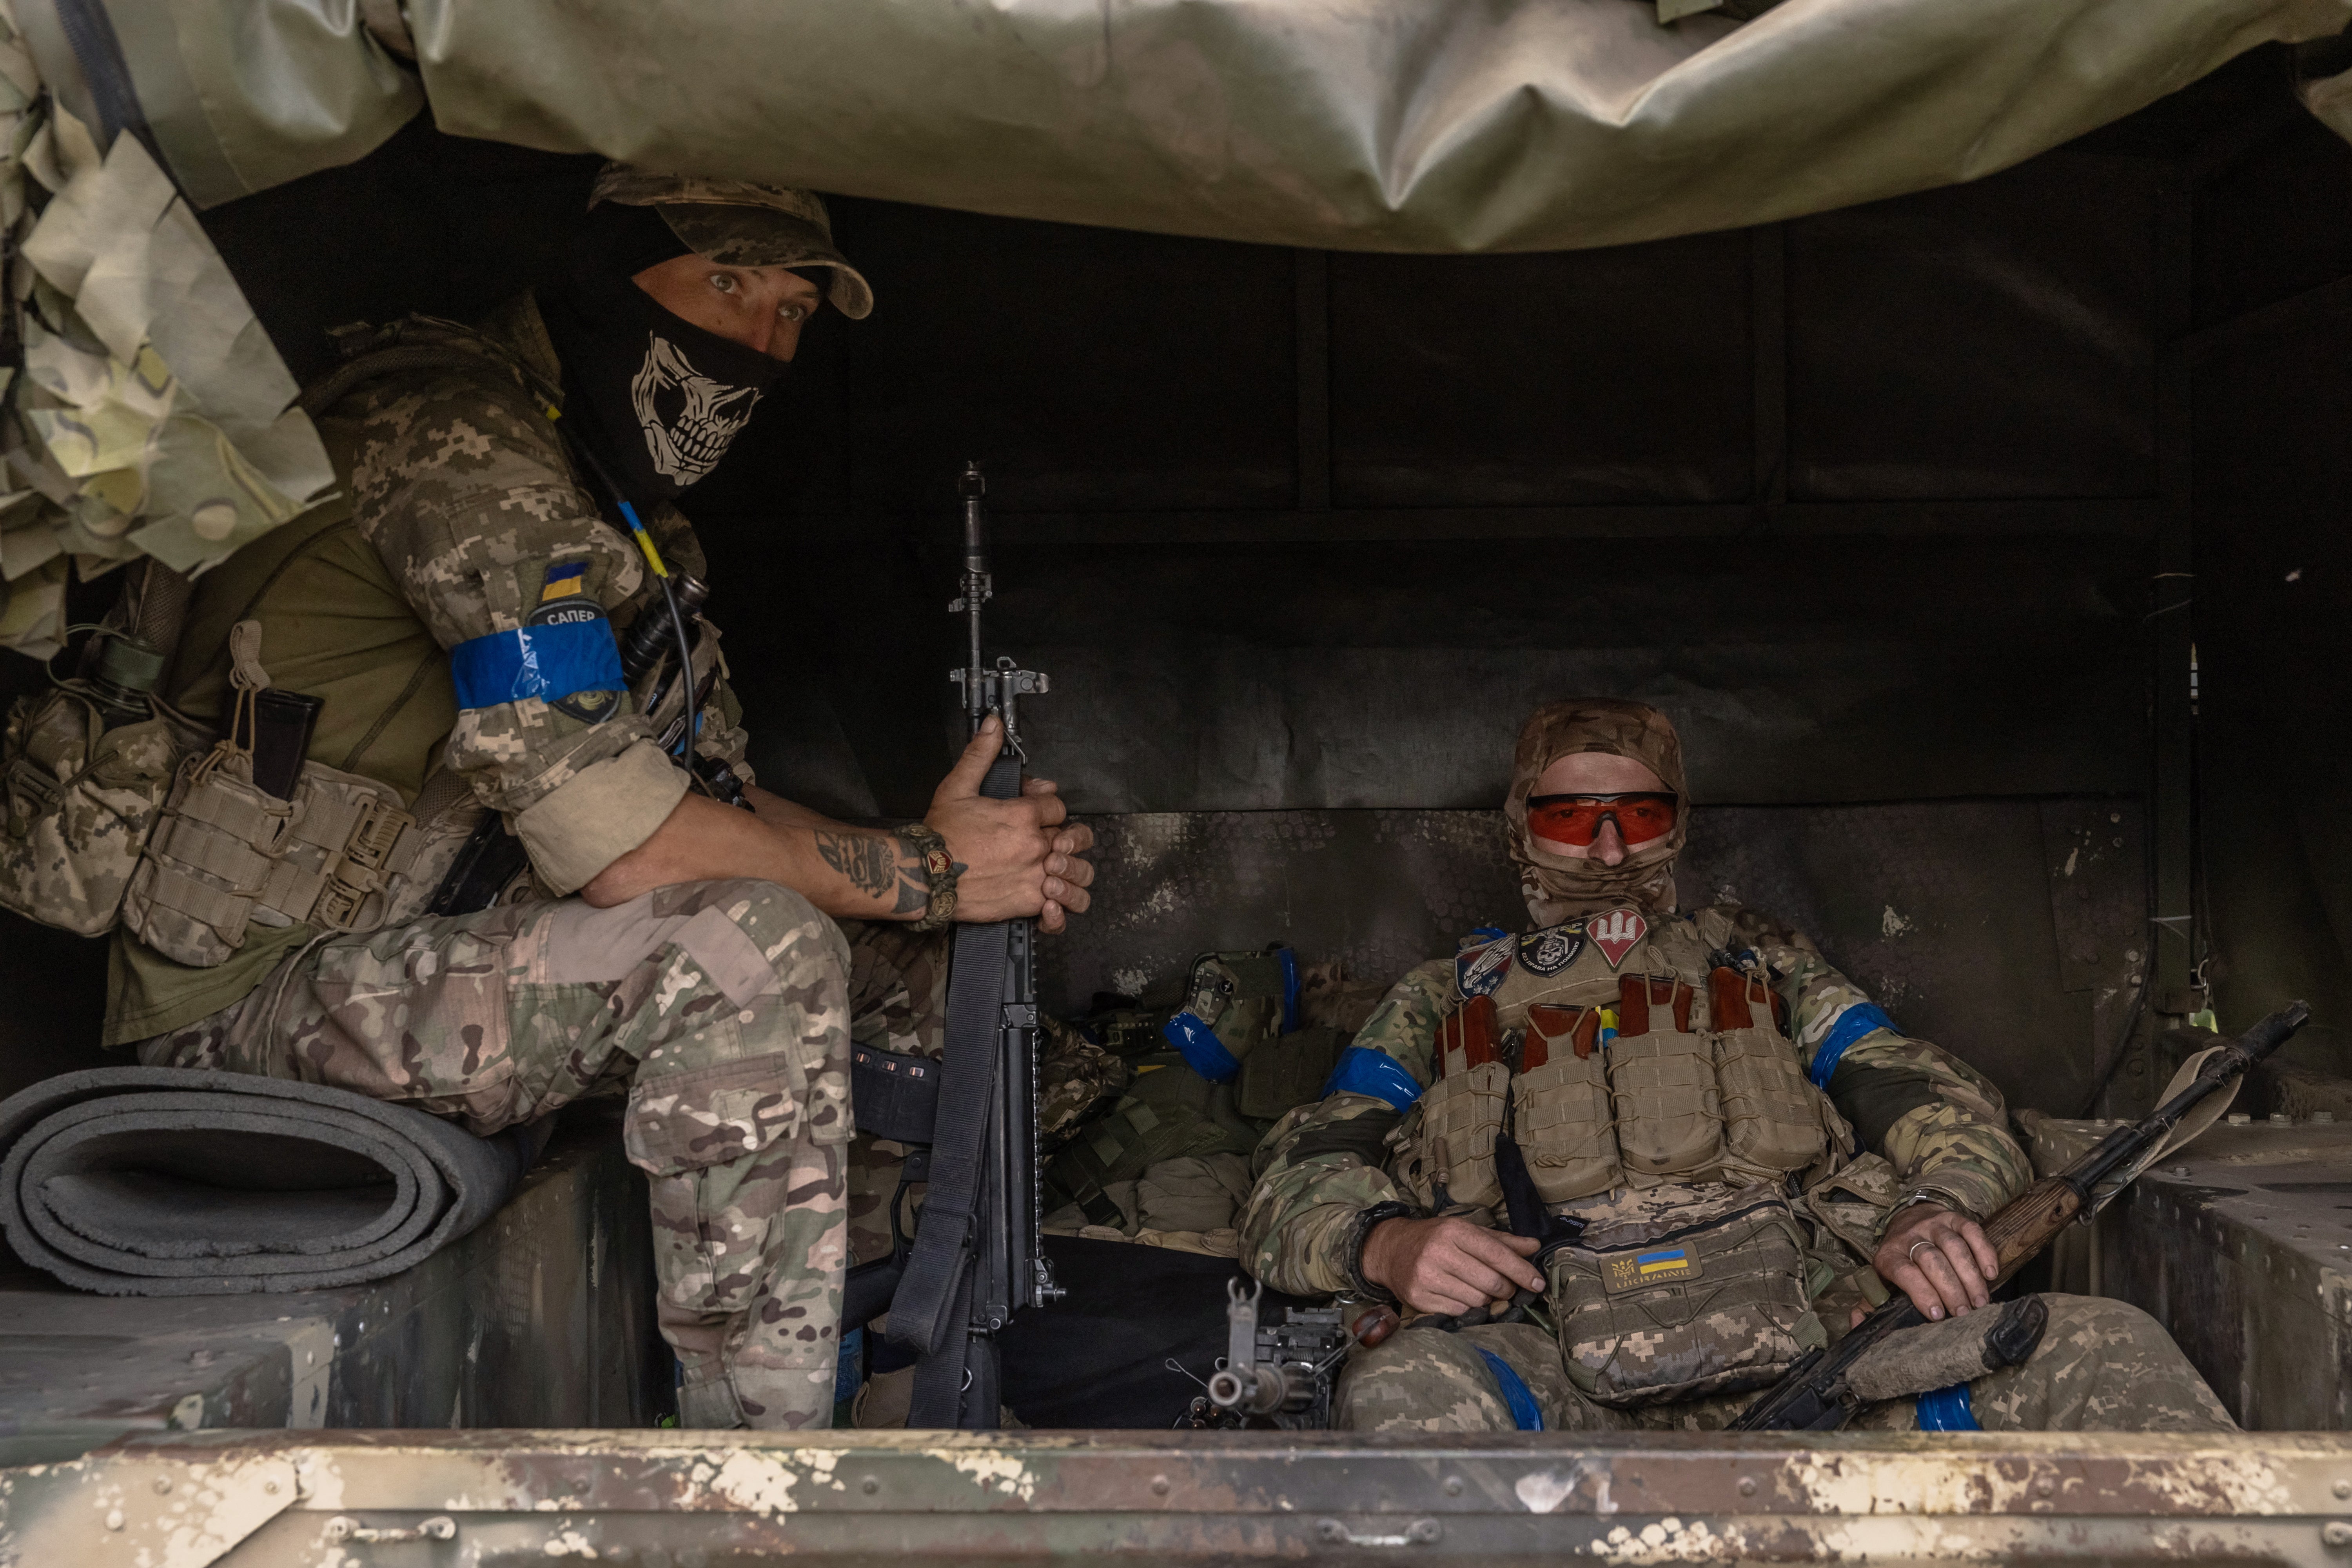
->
xmin=1588 ymin=908 xmax=1648 ymax=969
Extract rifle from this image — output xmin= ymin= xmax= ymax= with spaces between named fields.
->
xmin=1730 ymin=998 xmax=2312 ymax=1431
xmin=880 ymin=460 xmax=1065 ymax=1428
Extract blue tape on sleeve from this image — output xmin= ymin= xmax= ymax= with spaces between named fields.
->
xmin=1475 ymin=1348 xmax=1545 ymax=1432
xmin=1806 ymin=1002 xmax=1900 ymax=1089
xmin=1319 ymin=1046 xmax=1423 ymax=1112
xmin=449 ymin=620 xmax=625 ymax=711
xmin=1277 ymin=947 xmax=1301 ymax=1034
xmin=1163 ymin=1011 xmax=1242 ymax=1083
xmin=1914 ymin=1381 xmax=1979 ymax=1431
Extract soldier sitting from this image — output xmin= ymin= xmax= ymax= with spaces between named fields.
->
xmin=1237 ymin=698 xmax=2230 ymax=1433
xmin=112 ymin=167 xmax=1096 ymax=1430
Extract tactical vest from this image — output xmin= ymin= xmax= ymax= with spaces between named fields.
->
xmin=1398 ymin=908 xmax=1839 ymax=1407
xmin=1401 ymin=910 xmax=1831 ymax=1212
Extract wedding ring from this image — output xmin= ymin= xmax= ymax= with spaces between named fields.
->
xmin=1907 ymin=1239 xmax=1937 ymax=1261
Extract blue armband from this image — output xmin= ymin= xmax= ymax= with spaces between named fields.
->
xmin=1319 ymin=1046 xmax=1423 ymax=1112
xmin=449 ymin=620 xmax=625 ymax=711
xmin=1806 ymin=1002 xmax=1899 ymax=1089
xmin=1915 ymin=1381 xmax=1979 ymax=1431
xmin=1163 ymin=1011 xmax=1241 ymax=1083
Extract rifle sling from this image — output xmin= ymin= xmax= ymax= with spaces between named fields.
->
xmin=909 ymin=1267 xmax=978 ymax=1426
xmin=886 ymin=913 xmax=1009 ymax=1354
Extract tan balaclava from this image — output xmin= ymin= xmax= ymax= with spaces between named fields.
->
xmin=1504 ymin=698 xmax=1689 ymax=926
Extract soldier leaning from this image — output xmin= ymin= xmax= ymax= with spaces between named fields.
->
xmin=108 ymin=167 xmax=1096 ymax=1430
xmin=1238 ymin=699 xmax=2230 ymax=1433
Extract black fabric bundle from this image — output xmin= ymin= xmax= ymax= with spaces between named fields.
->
xmin=991 ymin=1235 xmax=1320 ymax=1428
xmin=0 ymin=1069 xmax=545 ymax=1295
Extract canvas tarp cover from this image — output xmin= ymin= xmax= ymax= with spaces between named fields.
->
xmin=22 ymin=0 xmax=2352 ymax=247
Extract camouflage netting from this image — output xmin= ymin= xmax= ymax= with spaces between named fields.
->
xmin=0 ymin=4 xmax=330 ymax=659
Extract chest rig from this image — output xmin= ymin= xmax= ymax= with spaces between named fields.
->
xmin=1403 ymin=910 xmax=1832 ymax=1213
xmin=1400 ymin=909 xmax=1840 ymax=1406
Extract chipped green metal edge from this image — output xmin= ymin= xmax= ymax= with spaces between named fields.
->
xmin=10 ymin=1429 xmax=2352 ymax=1565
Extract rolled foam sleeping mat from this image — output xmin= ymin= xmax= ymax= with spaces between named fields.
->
xmin=0 ymin=1068 xmax=549 ymax=1295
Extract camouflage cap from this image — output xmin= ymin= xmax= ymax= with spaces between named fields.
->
xmin=591 ymin=163 xmax=874 ymax=320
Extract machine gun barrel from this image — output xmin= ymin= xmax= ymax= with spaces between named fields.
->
xmin=1730 ymin=999 xmax=2310 ymax=1432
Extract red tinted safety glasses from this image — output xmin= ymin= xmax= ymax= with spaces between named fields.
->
xmin=1525 ymin=792 xmax=1678 ymax=848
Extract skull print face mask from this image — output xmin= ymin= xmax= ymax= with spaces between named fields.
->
xmin=630 ymin=334 xmax=763 ymax=485
xmin=540 ymin=256 xmax=787 ymax=505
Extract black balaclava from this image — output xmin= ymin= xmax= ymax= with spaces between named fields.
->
xmin=539 ymin=201 xmax=791 ymax=505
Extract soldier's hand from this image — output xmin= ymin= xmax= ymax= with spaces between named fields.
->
xmin=1360 ymin=1216 xmax=1544 ymax=1316
xmin=927 ymin=715 xmax=1096 ymax=931
xmin=1874 ymin=1201 xmax=1998 ymax=1321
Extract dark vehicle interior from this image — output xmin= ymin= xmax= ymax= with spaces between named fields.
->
xmin=1 ymin=33 xmax=2349 ymax=1459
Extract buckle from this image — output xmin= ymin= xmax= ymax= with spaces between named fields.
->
xmin=312 ymin=795 xmax=416 ymax=932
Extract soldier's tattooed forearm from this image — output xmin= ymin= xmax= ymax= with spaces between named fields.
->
xmin=815 ymin=830 xmax=900 ymax=902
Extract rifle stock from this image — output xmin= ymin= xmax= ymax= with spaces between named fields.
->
xmin=1730 ymin=999 xmax=2309 ymax=1432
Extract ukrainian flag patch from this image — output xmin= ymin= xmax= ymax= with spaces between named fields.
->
xmin=539 ymin=561 xmax=589 ymax=602
xmin=1604 ymin=1245 xmax=1700 ymax=1292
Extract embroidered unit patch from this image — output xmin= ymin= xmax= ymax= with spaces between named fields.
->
xmin=1457 ymin=936 xmax=1515 ymax=998
xmin=526 ymin=563 xmax=622 ymax=723
xmin=1518 ymin=924 xmax=1585 ymax=976
xmin=1588 ymin=908 xmax=1648 ymax=969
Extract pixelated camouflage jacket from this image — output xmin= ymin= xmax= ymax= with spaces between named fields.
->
xmin=105 ymin=296 xmax=750 ymax=1046
xmin=321 ymin=296 xmax=751 ymax=884
xmin=1238 ymin=903 xmax=2033 ymax=1299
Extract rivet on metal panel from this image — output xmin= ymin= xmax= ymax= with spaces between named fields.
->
xmin=103 ymin=1510 xmax=123 ymax=1532
xmin=1738 ymin=1477 xmax=1758 ymax=1497
xmin=1444 ymin=1477 xmax=1464 ymax=1497
xmin=2322 ymin=1521 xmax=2352 ymax=1547
xmin=2334 ymin=1479 xmax=2351 ymax=1499
xmin=861 ymin=1476 xmax=880 ymax=1495
xmin=1152 ymin=1475 xmax=1171 ymax=1497
xmin=152 ymin=1476 xmax=171 ymax=1494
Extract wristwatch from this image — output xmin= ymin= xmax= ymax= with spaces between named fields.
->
xmin=897 ymin=822 xmax=960 ymax=932
xmin=1345 ymin=1200 xmax=1422 ymax=1304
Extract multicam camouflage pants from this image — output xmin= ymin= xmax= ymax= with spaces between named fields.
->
xmin=137 ymin=877 xmax=948 ymax=1432
xmin=1336 ymin=1295 xmax=2235 ymax=1433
